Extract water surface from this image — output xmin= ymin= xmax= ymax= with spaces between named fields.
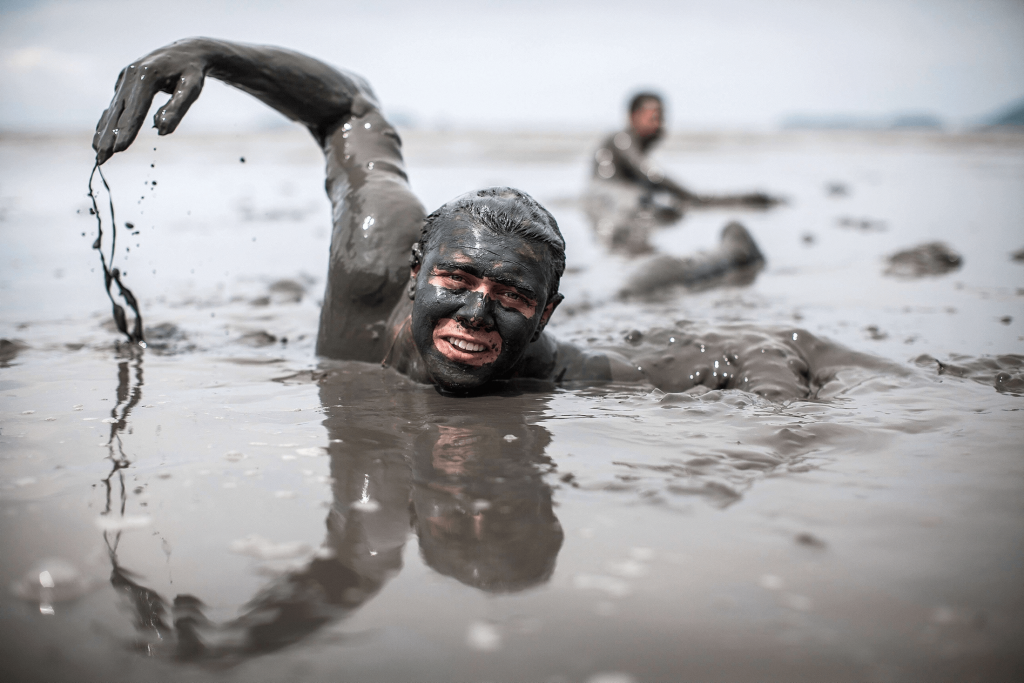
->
xmin=1 ymin=128 xmax=1022 ymax=682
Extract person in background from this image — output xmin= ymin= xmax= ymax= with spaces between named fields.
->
xmin=584 ymin=92 xmax=776 ymax=254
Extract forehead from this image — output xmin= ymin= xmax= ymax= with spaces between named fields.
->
xmin=424 ymin=220 xmax=553 ymax=284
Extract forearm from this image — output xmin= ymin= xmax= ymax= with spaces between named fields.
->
xmin=181 ymin=38 xmax=369 ymax=137
xmin=614 ymin=146 xmax=694 ymax=200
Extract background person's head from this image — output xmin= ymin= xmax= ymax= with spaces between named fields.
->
xmin=628 ymin=92 xmax=664 ymax=141
xmin=408 ymin=188 xmax=565 ymax=392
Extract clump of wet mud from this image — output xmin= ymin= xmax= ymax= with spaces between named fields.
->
xmin=143 ymin=323 xmax=194 ymax=355
xmin=836 ymin=216 xmax=886 ymax=232
xmin=237 ymin=330 xmax=279 ymax=347
xmin=1011 ymin=247 xmax=1024 ymax=262
xmin=913 ymin=353 xmax=1024 ymax=395
xmin=250 ymin=278 xmax=308 ymax=306
xmin=0 ymin=338 xmax=28 ymax=366
xmin=885 ymin=242 xmax=962 ymax=278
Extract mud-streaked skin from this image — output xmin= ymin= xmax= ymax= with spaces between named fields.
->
xmin=408 ymin=220 xmax=560 ymax=392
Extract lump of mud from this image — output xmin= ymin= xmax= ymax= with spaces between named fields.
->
xmin=885 ymin=242 xmax=962 ymax=278
xmin=913 ymin=353 xmax=1024 ymax=395
xmin=0 ymin=339 xmax=28 ymax=366
xmin=1012 ymin=247 xmax=1024 ymax=262
xmin=836 ymin=216 xmax=886 ymax=231
xmin=250 ymin=278 xmax=307 ymax=306
xmin=237 ymin=331 xmax=278 ymax=347
xmin=143 ymin=322 xmax=194 ymax=355
xmin=269 ymin=279 xmax=305 ymax=303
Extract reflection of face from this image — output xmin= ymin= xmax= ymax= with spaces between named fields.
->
xmin=411 ymin=218 xmax=559 ymax=392
xmin=630 ymin=102 xmax=663 ymax=139
xmin=413 ymin=421 xmax=563 ymax=593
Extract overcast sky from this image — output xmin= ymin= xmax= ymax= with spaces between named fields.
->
xmin=2 ymin=0 xmax=1023 ymax=132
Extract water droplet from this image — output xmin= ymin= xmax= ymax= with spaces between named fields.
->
xmin=364 ymin=122 xmax=372 ymax=129
xmin=362 ymin=215 xmax=375 ymax=231
xmin=366 ymin=161 xmax=374 ymax=170
xmin=792 ymin=332 xmax=799 ymax=340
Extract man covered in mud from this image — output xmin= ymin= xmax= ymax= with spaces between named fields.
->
xmin=584 ymin=92 xmax=776 ymax=253
xmin=94 ymin=38 xmax=831 ymax=400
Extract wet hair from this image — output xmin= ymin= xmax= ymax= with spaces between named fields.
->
xmin=411 ymin=187 xmax=566 ymax=300
xmin=629 ymin=91 xmax=663 ymax=115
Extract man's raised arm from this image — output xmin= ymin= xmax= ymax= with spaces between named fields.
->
xmin=94 ymin=37 xmax=373 ymax=163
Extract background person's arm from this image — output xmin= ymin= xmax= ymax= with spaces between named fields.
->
xmin=605 ymin=133 xmax=695 ymax=201
xmin=94 ymin=37 xmax=373 ymax=162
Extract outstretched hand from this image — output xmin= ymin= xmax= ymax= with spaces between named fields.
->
xmin=93 ymin=42 xmax=208 ymax=164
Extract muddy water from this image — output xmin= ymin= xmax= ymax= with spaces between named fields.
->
xmin=1 ymin=129 xmax=1023 ymax=682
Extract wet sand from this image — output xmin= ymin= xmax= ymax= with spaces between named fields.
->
xmin=1 ymin=128 xmax=1023 ymax=682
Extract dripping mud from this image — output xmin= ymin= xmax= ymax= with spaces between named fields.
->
xmin=1 ymin=130 xmax=1023 ymax=682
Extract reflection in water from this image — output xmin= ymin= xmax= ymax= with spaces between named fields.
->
xmin=413 ymin=422 xmax=562 ymax=592
xmin=101 ymin=363 xmax=562 ymax=662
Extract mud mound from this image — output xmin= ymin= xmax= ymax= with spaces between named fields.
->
xmin=885 ymin=242 xmax=962 ymax=277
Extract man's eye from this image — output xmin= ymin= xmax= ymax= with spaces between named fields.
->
xmin=502 ymin=292 xmax=521 ymax=302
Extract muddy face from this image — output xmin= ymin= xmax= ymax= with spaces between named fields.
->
xmin=411 ymin=220 xmax=559 ymax=392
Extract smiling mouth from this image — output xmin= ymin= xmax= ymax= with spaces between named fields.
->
xmin=432 ymin=318 xmax=502 ymax=367
xmin=446 ymin=337 xmax=487 ymax=353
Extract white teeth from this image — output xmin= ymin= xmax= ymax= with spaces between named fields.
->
xmin=449 ymin=337 xmax=486 ymax=352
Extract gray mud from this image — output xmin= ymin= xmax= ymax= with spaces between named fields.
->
xmin=885 ymin=241 xmax=963 ymax=278
xmin=2 ymin=129 xmax=1023 ymax=682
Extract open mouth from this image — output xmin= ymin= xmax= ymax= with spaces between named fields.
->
xmin=432 ymin=318 xmax=501 ymax=366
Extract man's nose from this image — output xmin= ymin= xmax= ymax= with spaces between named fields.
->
xmin=454 ymin=292 xmax=495 ymax=330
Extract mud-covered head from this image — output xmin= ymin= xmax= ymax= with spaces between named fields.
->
xmin=408 ymin=187 xmax=565 ymax=393
xmin=628 ymin=91 xmax=664 ymax=142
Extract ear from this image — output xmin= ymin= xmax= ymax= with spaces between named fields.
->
xmin=407 ymin=264 xmax=420 ymax=300
xmin=531 ymin=293 xmax=563 ymax=341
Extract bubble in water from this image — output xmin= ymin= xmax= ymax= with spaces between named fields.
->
xmin=350 ymin=499 xmax=381 ymax=513
xmin=95 ymin=515 xmax=152 ymax=532
xmin=587 ymin=673 xmax=637 ymax=683
xmin=466 ymin=621 xmax=501 ymax=651
xmin=229 ymin=534 xmax=312 ymax=560
xmin=10 ymin=559 xmax=92 ymax=613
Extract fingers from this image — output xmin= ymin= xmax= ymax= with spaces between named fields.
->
xmin=93 ymin=62 xmax=166 ymax=164
xmin=111 ymin=68 xmax=162 ymax=155
xmin=152 ymin=68 xmax=204 ymax=136
xmin=94 ymin=98 xmax=126 ymax=165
